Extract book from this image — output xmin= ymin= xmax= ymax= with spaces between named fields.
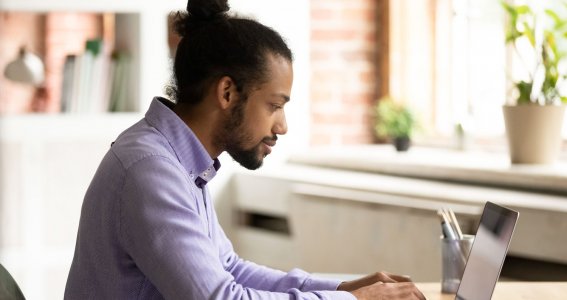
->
xmin=60 ymin=55 xmax=76 ymax=112
xmin=108 ymin=52 xmax=131 ymax=112
xmin=59 ymin=39 xmax=132 ymax=113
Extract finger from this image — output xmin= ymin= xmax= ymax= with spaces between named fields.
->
xmin=375 ymin=272 xmax=398 ymax=283
xmin=414 ymin=288 xmax=427 ymax=300
xmin=385 ymin=272 xmax=412 ymax=282
xmin=399 ymin=283 xmax=426 ymax=300
xmin=396 ymin=283 xmax=426 ymax=300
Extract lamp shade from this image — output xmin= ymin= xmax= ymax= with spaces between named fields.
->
xmin=4 ymin=48 xmax=45 ymax=87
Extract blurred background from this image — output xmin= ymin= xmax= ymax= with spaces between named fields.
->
xmin=1 ymin=0 xmax=567 ymax=299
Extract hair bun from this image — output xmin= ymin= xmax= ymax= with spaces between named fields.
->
xmin=187 ymin=0 xmax=230 ymax=20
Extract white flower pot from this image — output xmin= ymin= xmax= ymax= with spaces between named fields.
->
xmin=503 ymin=105 xmax=566 ymax=164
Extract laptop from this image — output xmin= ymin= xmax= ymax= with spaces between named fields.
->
xmin=455 ymin=201 xmax=519 ymax=300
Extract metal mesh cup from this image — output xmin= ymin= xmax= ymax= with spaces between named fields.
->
xmin=441 ymin=234 xmax=474 ymax=294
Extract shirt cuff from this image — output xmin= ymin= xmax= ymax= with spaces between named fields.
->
xmin=302 ymin=276 xmax=343 ymax=292
xmin=313 ymin=290 xmax=357 ymax=300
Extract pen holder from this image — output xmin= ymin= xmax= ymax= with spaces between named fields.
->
xmin=441 ymin=234 xmax=474 ymax=294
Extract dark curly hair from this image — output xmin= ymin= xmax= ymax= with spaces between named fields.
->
xmin=167 ymin=0 xmax=294 ymax=104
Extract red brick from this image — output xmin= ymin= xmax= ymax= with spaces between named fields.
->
xmin=343 ymin=8 xmax=377 ymax=23
xmin=310 ymin=0 xmax=379 ymax=145
xmin=314 ymin=27 xmax=374 ymax=41
xmin=311 ymin=8 xmax=337 ymax=21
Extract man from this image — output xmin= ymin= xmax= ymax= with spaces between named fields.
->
xmin=65 ymin=0 xmax=425 ymax=299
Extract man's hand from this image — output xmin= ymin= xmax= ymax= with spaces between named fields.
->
xmin=337 ymin=272 xmax=425 ymax=300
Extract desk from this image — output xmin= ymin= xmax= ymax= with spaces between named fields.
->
xmin=416 ymin=282 xmax=567 ymax=299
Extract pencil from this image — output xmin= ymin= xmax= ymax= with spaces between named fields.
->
xmin=448 ymin=209 xmax=464 ymax=240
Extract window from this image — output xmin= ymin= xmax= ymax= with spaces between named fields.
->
xmin=390 ymin=0 xmax=505 ymax=141
xmin=390 ymin=0 xmax=567 ymax=147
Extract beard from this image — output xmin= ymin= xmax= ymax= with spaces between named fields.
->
xmin=216 ymin=97 xmax=276 ymax=170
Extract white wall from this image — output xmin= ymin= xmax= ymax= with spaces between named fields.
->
xmin=230 ymin=1 xmax=311 ymax=157
xmin=211 ymin=1 xmax=311 ymax=198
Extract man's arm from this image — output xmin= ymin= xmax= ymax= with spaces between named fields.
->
xmin=120 ymin=156 xmax=355 ymax=299
xmin=213 ymin=211 xmax=347 ymax=294
xmin=210 ymin=180 xmax=425 ymax=300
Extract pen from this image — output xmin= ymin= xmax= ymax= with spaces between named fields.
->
xmin=437 ymin=210 xmax=457 ymax=240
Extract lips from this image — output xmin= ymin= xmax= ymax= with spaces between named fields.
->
xmin=262 ymin=139 xmax=276 ymax=156
xmin=263 ymin=139 xmax=276 ymax=147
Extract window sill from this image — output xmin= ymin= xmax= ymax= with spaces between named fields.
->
xmin=288 ymin=145 xmax=567 ymax=195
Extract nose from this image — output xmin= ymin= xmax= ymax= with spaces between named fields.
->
xmin=273 ymin=111 xmax=288 ymax=135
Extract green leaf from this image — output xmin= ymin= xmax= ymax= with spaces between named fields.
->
xmin=515 ymin=5 xmax=531 ymax=15
xmin=516 ymin=81 xmax=533 ymax=104
xmin=544 ymin=31 xmax=559 ymax=60
xmin=374 ymin=98 xmax=416 ymax=139
xmin=505 ymin=32 xmax=522 ymax=44
xmin=523 ymin=21 xmax=536 ymax=46
xmin=501 ymin=1 xmax=517 ymax=16
xmin=545 ymin=9 xmax=562 ymax=27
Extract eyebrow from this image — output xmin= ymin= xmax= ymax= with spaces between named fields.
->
xmin=272 ymin=93 xmax=291 ymax=103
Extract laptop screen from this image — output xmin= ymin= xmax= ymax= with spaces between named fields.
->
xmin=455 ymin=202 xmax=519 ymax=300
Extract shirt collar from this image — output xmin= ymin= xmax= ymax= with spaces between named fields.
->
xmin=144 ymin=97 xmax=220 ymax=187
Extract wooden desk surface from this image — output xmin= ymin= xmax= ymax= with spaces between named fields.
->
xmin=416 ymin=282 xmax=567 ymax=300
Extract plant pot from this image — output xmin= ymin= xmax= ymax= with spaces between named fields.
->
xmin=393 ymin=136 xmax=411 ymax=152
xmin=502 ymin=105 xmax=565 ymax=164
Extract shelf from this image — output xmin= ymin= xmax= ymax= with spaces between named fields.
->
xmin=237 ymin=162 xmax=567 ymax=213
xmin=0 ymin=7 xmax=172 ymax=115
xmin=288 ymin=145 xmax=567 ymax=195
xmin=0 ymin=0 xmax=180 ymax=13
xmin=0 ymin=112 xmax=143 ymax=141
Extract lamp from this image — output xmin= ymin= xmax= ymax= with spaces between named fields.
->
xmin=3 ymin=47 xmax=47 ymax=112
xmin=4 ymin=47 xmax=45 ymax=86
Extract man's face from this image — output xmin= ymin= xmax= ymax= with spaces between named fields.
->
xmin=222 ymin=55 xmax=293 ymax=170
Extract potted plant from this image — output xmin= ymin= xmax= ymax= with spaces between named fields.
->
xmin=373 ymin=97 xmax=416 ymax=152
xmin=502 ymin=1 xmax=567 ymax=164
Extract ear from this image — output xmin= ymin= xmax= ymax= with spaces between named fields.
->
xmin=216 ymin=76 xmax=238 ymax=110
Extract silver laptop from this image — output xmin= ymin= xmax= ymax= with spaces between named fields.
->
xmin=455 ymin=201 xmax=519 ymax=300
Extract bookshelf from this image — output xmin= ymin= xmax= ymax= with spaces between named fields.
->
xmin=0 ymin=0 xmax=181 ymax=299
xmin=0 ymin=0 xmax=181 ymax=113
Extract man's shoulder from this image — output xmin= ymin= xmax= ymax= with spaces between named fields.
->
xmin=109 ymin=120 xmax=178 ymax=170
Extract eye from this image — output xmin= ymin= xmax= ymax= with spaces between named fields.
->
xmin=270 ymin=103 xmax=283 ymax=111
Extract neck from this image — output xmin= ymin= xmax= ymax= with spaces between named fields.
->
xmin=173 ymin=102 xmax=223 ymax=159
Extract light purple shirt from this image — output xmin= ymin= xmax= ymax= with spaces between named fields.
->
xmin=65 ymin=98 xmax=355 ymax=300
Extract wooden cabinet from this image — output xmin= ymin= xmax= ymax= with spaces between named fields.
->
xmin=227 ymin=164 xmax=567 ymax=282
xmin=289 ymin=183 xmax=479 ymax=281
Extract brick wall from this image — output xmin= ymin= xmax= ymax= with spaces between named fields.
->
xmin=310 ymin=0 xmax=387 ymax=145
xmin=0 ymin=13 xmax=45 ymax=114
